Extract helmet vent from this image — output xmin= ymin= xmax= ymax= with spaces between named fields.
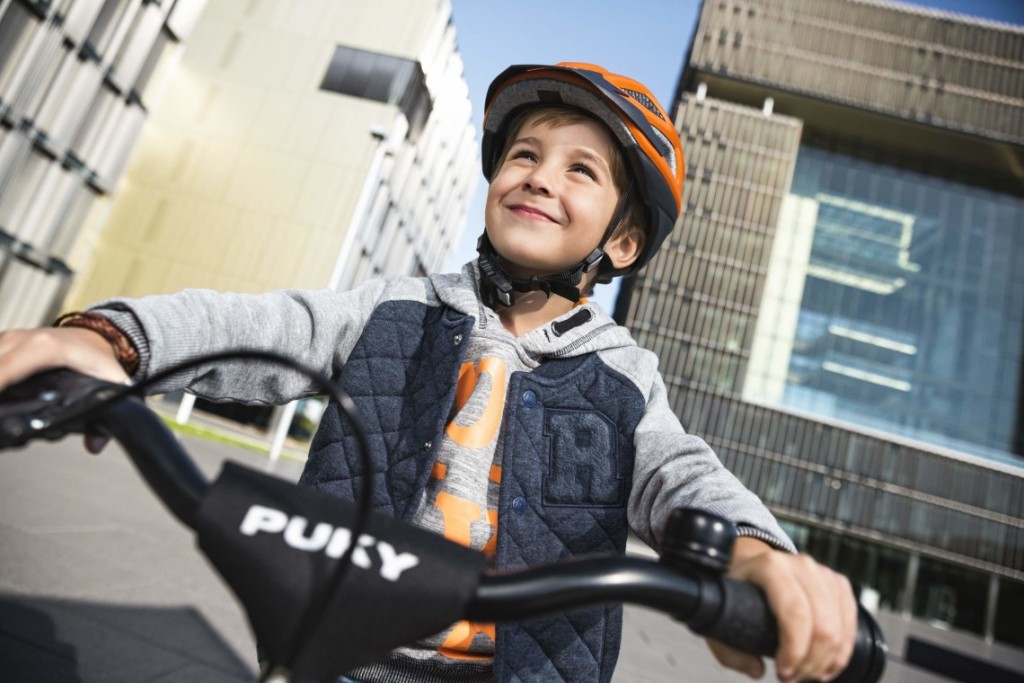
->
xmin=538 ymin=89 xmax=563 ymax=104
xmin=622 ymin=88 xmax=665 ymax=121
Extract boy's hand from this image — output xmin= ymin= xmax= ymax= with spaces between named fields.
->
xmin=706 ymin=537 xmax=857 ymax=682
xmin=0 ymin=327 xmax=129 ymax=389
xmin=0 ymin=328 xmax=130 ymax=453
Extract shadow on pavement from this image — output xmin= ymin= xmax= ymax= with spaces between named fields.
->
xmin=0 ymin=594 xmax=254 ymax=682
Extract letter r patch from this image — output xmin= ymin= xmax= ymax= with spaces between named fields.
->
xmin=542 ymin=410 xmax=624 ymax=507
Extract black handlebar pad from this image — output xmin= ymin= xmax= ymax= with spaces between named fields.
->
xmin=195 ymin=461 xmax=486 ymax=682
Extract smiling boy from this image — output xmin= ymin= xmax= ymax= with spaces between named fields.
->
xmin=0 ymin=63 xmax=856 ymax=682
xmin=482 ymin=107 xmax=643 ymax=337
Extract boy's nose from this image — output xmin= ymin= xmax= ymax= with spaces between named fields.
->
xmin=523 ymin=164 xmax=554 ymax=195
xmin=523 ymin=180 xmax=551 ymax=195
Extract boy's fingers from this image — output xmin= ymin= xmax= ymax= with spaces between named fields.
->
xmin=706 ymin=638 xmax=765 ymax=679
xmin=788 ymin=556 xmax=842 ymax=681
xmin=0 ymin=328 xmax=128 ymax=392
xmin=732 ymin=553 xmax=813 ymax=682
xmin=822 ymin=572 xmax=858 ymax=680
xmin=768 ymin=568 xmax=813 ymax=681
xmin=84 ymin=434 xmax=111 ymax=454
xmin=0 ymin=331 xmax=60 ymax=391
xmin=763 ymin=557 xmax=857 ymax=683
xmin=802 ymin=567 xmax=856 ymax=681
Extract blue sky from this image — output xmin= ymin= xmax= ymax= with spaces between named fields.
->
xmin=442 ymin=0 xmax=1024 ymax=310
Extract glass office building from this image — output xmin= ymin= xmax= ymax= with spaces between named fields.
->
xmin=617 ymin=0 xmax=1024 ymax=672
xmin=750 ymin=145 xmax=1023 ymax=463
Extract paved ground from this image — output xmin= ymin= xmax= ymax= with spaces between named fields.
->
xmin=0 ymin=411 xmax=961 ymax=682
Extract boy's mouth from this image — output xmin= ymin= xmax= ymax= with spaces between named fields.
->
xmin=508 ymin=204 xmax=557 ymax=223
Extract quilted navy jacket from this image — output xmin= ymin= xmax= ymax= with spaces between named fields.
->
xmin=95 ymin=262 xmax=793 ymax=683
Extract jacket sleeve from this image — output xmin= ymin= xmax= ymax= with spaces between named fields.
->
xmin=88 ymin=280 xmax=389 ymax=404
xmin=627 ymin=369 xmax=797 ymax=554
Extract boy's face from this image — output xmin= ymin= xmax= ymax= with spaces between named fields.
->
xmin=484 ymin=114 xmax=623 ymax=278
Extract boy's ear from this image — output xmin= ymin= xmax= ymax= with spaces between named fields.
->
xmin=604 ymin=225 xmax=644 ymax=270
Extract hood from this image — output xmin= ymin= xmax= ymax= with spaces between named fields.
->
xmin=428 ymin=261 xmax=639 ymax=360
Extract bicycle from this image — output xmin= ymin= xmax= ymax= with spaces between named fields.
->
xmin=0 ymin=354 xmax=887 ymax=683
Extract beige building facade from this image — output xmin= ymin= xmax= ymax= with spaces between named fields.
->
xmin=64 ymin=0 xmax=477 ymax=307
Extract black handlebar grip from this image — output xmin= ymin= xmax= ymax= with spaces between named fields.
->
xmin=698 ymin=577 xmax=887 ymax=683
xmin=697 ymin=575 xmax=777 ymax=656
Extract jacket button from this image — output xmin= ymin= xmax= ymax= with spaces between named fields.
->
xmin=512 ymin=496 xmax=526 ymax=514
xmin=453 ymin=334 xmax=463 ymax=345
xmin=522 ymin=390 xmax=537 ymax=408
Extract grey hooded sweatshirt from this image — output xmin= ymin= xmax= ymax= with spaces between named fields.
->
xmin=93 ymin=262 xmax=794 ymax=683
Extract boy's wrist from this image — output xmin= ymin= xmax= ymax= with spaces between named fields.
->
xmin=730 ymin=536 xmax=775 ymax=566
xmin=54 ymin=311 xmax=140 ymax=375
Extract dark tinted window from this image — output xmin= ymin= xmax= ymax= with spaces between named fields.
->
xmin=320 ymin=45 xmax=431 ymax=140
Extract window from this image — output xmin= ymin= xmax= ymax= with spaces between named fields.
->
xmin=997 ymin=578 xmax=1024 ymax=647
xmin=320 ymin=46 xmax=431 ymax=141
xmin=770 ymin=145 xmax=1024 ymax=461
xmin=913 ymin=556 xmax=988 ymax=635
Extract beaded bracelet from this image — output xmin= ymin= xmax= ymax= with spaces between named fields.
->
xmin=54 ymin=311 xmax=140 ymax=376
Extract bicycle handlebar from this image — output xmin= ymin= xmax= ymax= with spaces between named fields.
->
xmin=0 ymin=369 xmax=886 ymax=683
xmin=469 ymin=554 xmax=885 ymax=683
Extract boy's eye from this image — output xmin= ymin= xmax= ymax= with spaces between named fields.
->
xmin=510 ymin=149 xmax=537 ymax=162
xmin=570 ymin=163 xmax=596 ymax=179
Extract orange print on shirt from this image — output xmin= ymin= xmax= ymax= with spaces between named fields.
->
xmin=481 ymin=508 xmax=498 ymax=557
xmin=432 ymin=356 xmax=507 ymax=660
xmin=446 ymin=357 xmax=507 ymax=449
xmin=431 ymin=476 xmax=501 ymax=556
xmin=431 ymin=490 xmax=499 ymax=659
xmin=434 ymin=491 xmax=483 ymax=547
xmin=439 ymin=621 xmax=495 ymax=660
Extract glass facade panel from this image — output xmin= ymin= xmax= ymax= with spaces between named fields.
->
xmin=746 ymin=145 xmax=1024 ymax=464
xmin=913 ymin=556 xmax=989 ymax=635
xmin=996 ymin=578 xmax=1024 ymax=647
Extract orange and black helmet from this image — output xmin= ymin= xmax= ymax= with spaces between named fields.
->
xmin=481 ymin=62 xmax=685 ymax=274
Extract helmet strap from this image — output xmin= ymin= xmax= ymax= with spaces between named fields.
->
xmin=476 ymin=182 xmax=633 ymax=308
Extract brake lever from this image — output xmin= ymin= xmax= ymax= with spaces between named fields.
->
xmin=0 ymin=368 xmax=130 ymax=448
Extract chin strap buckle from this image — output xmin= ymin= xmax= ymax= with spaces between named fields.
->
xmin=476 ymin=233 xmax=593 ymax=307
xmin=583 ymin=248 xmax=605 ymax=273
xmin=476 ymin=235 xmax=515 ymax=308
